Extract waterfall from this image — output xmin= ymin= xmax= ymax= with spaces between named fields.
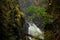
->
xmin=27 ymin=21 xmax=44 ymax=40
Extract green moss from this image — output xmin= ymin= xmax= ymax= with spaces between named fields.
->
xmin=0 ymin=0 xmax=25 ymax=40
xmin=25 ymin=6 xmax=53 ymax=27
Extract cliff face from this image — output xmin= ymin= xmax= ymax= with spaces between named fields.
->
xmin=32 ymin=0 xmax=41 ymax=6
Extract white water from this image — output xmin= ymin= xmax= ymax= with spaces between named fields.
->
xmin=27 ymin=21 xmax=44 ymax=40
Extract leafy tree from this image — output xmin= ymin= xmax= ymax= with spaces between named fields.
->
xmin=25 ymin=6 xmax=53 ymax=27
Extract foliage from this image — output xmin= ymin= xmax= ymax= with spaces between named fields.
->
xmin=25 ymin=6 xmax=53 ymax=27
xmin=0 ymin=0 xmax=25 ymax=40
